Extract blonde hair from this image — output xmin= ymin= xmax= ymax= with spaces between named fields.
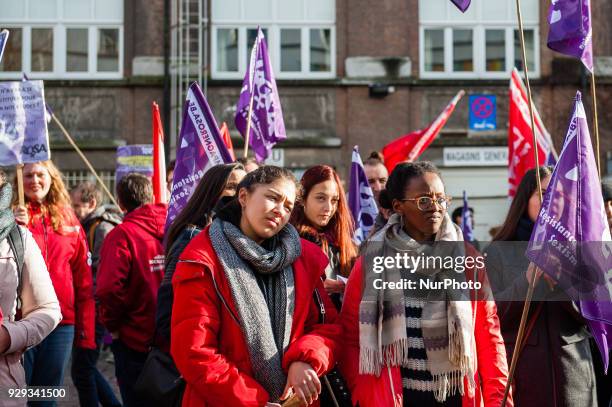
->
xmin=13 ymin=160 xmax=72 ymax=231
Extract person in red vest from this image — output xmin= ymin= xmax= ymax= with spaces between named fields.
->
xmin=171 ymin=166 xmax=340 ymax=406
xmin=13 ymin=160 xmax=96 ymax=405
xmin=97 ymin=173 xmax=167 ymax=407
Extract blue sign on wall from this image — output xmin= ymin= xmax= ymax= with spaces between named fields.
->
xmin=469 ymin=94 xmax=496 ymax=131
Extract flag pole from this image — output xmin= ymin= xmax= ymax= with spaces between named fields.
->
xmin=243 ymin=32 xmax=260 ymax=159
xmin=50 ymin=114 xmax=119 ymax=207
xmin=243 ymin=90 xmax=255 ymax=159
xmin=15 ymin=164 xmax=25 ymax=207
xmin=502 ymin=0 xmax=544 ymax=405
xmin=590 ymin=71 xmax=601 ymax=177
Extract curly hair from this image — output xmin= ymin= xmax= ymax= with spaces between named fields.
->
xmin=13 ymin=160 xmax=72 ymax=231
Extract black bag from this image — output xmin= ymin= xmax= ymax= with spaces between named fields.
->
xmin=134 ymin=347 xmax=185 ymax=407
xmin=313 ymin=288 xmax=352 ymax=407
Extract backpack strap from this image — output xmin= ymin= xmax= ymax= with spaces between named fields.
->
xmin=7 ymin=225 xmax=25 ymax=312
xmin=87 ymin=218 xmax=103 ymax=251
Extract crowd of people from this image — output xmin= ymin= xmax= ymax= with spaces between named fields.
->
xmin=0 ymin=155 xmax=610 ymax=407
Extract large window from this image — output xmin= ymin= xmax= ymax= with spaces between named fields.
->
xmin=211 ymin=0 xmax=335 ymax=79
xmin=0 ymin=0 xmax=123 ymax=79
xmin=419 ymin=0 xmax=539 ymax=79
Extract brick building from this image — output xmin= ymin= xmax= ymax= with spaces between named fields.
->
xmin=1 ymin=0 xmax=610 ymax=238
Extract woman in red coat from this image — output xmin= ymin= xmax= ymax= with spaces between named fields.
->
xmin=13 ymin=160 xmax=95 ymax=402
xmin=338 ymin=161 xmax=512 ymax=407
xmin=171 ymin=166 xmax=340 ymax=407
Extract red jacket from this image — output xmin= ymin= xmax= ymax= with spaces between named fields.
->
xmin=339 ymin=248 xmax=513 ymax=407
xmin=26 ymin=203 xmax=95 ymax=349
xmin=96 ymin=203 xmax=167 ymax=353
xmin=171 ymin=227 xmax=341 ymax=407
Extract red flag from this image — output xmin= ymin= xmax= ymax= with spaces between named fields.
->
xmin=219 ymin=122 xmax=236 ymax=161
xmin=152 ymin=102 xmax=166 ymax=204
xmin=382 ymin=90 xmax=465 ymax=172
xmin=508 ymin=68 xmax=556 ymax=197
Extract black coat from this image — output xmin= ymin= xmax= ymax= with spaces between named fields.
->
xmin=484 ymin=218 xmax=597 ymax=407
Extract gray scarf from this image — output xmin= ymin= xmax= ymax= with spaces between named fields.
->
xmin=209 ymin=218 xmax=301 ymax=402
xmin=360 ymin=213 xmax=475 ymax=402
xmin=0 ymin=183 xmax=16 ymax=242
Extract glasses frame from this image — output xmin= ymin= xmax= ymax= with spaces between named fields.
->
xmin=400 ymin=195 xmax=452 ymax=211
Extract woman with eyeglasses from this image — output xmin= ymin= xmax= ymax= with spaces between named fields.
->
xmin=290 ymin=165 xmax=357 ymax=310
xmin=338 ymin=162 xmax=511 ymax=406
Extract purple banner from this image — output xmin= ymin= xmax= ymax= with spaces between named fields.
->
xmin=461 ymin=191 xmax=475 ymax=242
xmin=526 ymin=92 xmax=612 ymax=371
xmin=115 ymin=144 xmax=153 ymax=185
xmin=0 ymin=80 xmax=50 ymax=166
xmin=0 ymin=29 xmax=9 ymax=64
xmin=166 ymin=82 xmax=233 ymax=230
xmin=235 ymin=27 xmax=286 ymax=162
xmin=348 ymin=146 xmax=378 ymax=243
xmin=547 ymin=0 xmax=593 ymax=72
xmin=450 ymin=0 xmax=470 ymax=12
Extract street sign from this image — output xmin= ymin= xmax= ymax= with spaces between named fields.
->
xmin=469 ymin=94 xmax=496 ymax=131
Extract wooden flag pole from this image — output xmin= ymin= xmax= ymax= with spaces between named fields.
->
xmin=590 ymin=71 xmax=601 ymax=177
xmin=15 ymin=164 xmax=25 ymax=207
xmin=50 ymin=113 xmax=119 ymax=207
xmin=243 ymin=90 xmax=255 ymax=159
xmin=501 ymin=0 xmax=544 ymax=405
xmin=243 ymin=31 xmax=260 ymax=159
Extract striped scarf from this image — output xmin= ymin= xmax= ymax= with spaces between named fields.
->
xmin=359 ymin=213 xmax=475 ymax=402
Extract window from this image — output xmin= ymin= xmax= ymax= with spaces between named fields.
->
xmin=419 ymin=0 xmax=539 ymax=79
xmin=0 ymin=0 xmax=123 ymax=79
xmin=211 ymin=0 xmax=336 ymax=79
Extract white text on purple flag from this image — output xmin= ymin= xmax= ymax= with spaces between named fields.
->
xmin=186 ymin=88 xmax=226 ymax=168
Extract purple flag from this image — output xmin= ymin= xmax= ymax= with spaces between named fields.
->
xmin=348 ymin=146 xmax=378 ymax=243
xmin=526 ymin=92 xmax=612 ymax=371
xmin=0 ymin=29 xmax=9 ymax=64
xmin=547 ymin=0 xmax=593 ymax=72
xmin=461 ymin=191 xmax=475 ymax=242
xmin=450 ymin=0 xmax=470 ymax=12
xmin=235 ymin=27 xmax=286 ymax=162
xmin=166 ymin=82 xmax=233 ymax=231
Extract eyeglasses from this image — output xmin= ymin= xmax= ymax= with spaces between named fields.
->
xmin=400 ymin=195 xmax=451 ymax=211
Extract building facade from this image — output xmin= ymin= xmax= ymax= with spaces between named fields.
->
xmin=1 ymin=0 xmax=611 ymax=238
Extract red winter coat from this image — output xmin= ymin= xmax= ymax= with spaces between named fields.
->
xmin=171 ymin=227 xmax=341 ymax=407
xmin=339 ymin=246 xmax=513 ymax=407
xmin=96 ymin=203 xmax=167 ymax=353
xmin=26 ymin=203 xmax=95 ymax=349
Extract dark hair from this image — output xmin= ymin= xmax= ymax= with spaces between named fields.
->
xmin=364 ymin=151 xmax=385 ymax=167
xmin=603 ymin=180 xmax=612 ymax=202
xmin=237 ymin=157 xmax=259 ymax=167
xmin=116 ymin=173 xmax=153 ymax=212
xmin=378 ymin=161 xmax=441 ymax=210
xmin=216 ymin=165 xmax=298 ymax=225
xmin=70 ymin=181 xmax=103 ymax=206
xmin=451 ymin=206 xmax=473 ymax=221
xmin=165 ymin=163 xmax=244 ymax=251
xmin=494 ymin=166 xmax=553 ymax=241
xmin=167 ymin=160 xmax=176 ymax=174
xmin=290 ymin=165 xmax=356 ymax=276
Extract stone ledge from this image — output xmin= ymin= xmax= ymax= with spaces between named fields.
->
xmin=345 ymin=56 xmax=412 ymax=79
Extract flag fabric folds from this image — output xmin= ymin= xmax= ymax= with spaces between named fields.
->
xmin=152 ymin=101 xmax=166 ymax=204
xmin=382 ymin=90 xmax=465 ymax=173
xmin=450 ymin=0 xmax=471 ymax=13
xmin=461 ymin=191 xmax=474 ymax=242
xmin=547 ymin=0 xmax=593 ymax=72
xmin=348 ymin=146 xmax=378 ymax=243
xmin=167 ymin=82 xmax=233 ymax=230
xmin=235 ymin=27 xmax=286 ymax=162
xmin=508 ymin=68 xmax=557 ymax=197
xmin=0 ymin=29 xmax=9 ymax=64
xmin=526 ymin=91 xmax=612 ymax=371
xmin=219 ymin=122 xmax=236 ymax=161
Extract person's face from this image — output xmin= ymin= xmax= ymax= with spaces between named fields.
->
xmin=527 ymin=175 xmax=551 ymax=222
xmin=303 ymin=180 xmax=339 ymax=229
xmin=238 ymin=178 xmax=296 ymax=243
xmin=364 ymin=163 xmax=388 ymax=202
xmin=23 ymin=163 xmax=52 ymax=203
xmin=392 ymin=172 xmax=447 ymax=241
xmin=70 ymin=191 xmax=97 ymax=221
xmin=221 ymin=168 xmax=247 ymax=198
xmin=604 ymin=200 xmax=612 ymax=230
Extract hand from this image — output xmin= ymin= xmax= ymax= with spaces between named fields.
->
xmin=280 ymin=361 xmax=320 ymax=406
xmin=526 ymin=263 xmax=556 ymax=290
xmin=0 ymin=326 xmax=11 ymax=354
xmin=323 ymin=279 xmax=345 ymax=295
xmin=13 ymin=206 xmax=28 ymax=226
xmin=110 ymin=331 xmax=119 ymax=340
